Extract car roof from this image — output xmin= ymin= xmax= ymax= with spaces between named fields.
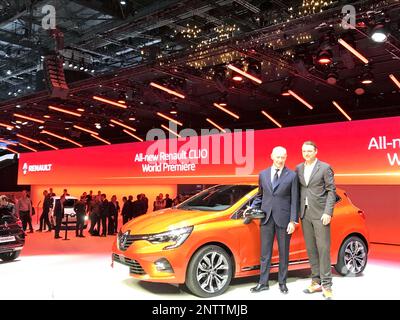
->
xmin=51 ymin=196 xmax=78 ymax=200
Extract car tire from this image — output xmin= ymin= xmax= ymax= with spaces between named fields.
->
xmin=0 ymin=250 xmax=21 ymax=262
xmin=185 ymin=245 xmax=233 ymax=298
xmin=335 ymin=236 xmax=368 ymax=276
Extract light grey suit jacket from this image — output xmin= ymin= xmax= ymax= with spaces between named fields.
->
xmin=296 ymin=160 xmax=336 ymax=220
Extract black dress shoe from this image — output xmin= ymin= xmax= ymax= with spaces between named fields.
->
xmin=250 ymin=283 xmax=269 ymax=293
xmin=279 ymin=283 xmax=288 ymax=294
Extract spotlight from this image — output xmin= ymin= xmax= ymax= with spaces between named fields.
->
xmin=326 ymin=72 xmax=338 ymax=85
xmin=354 ymin=86 xmax=365 ymax=95
xmin=317 ymin=50 xmax=332 ymax=65
xmin=281 ymin=85 xmax=290 ymax=96
xmin=371 ymin=24 xmax=388 ymax=43
xmin=361 ymin=71 xmax=374 ymax=85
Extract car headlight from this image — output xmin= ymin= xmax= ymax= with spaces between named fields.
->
xmin=147 ymin=226 xmax=193 ymax=250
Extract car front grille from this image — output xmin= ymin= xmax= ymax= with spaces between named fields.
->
xmin=112 ymin=253 xmax=146 ymax=275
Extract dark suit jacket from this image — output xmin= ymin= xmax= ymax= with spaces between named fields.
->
xmin=296 ymin=160 xmax=336 ymax=219
xmin=54 ymin=199 xmax=64 ymax=218
xmin=252 ymin=166 xmax=299 ymax=228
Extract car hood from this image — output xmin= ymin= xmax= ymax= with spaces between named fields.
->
xmin=122 ymin=208 xmax=229 ymax=235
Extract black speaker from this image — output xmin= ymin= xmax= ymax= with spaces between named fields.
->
xmin=43 ymin=55 xmax=69 ymax=99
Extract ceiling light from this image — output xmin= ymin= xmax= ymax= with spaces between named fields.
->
xmin=354 ymin=86 xmax=365 ymax=95
xmin=150 ymin=82 xmax=185 ymax=99
xmin=6 ymin=70 xmax=11 ymax=75
xmin=49 ymin=105 xmax=82 ymax=117
xmin=14 ymin=113 xmax=45 ymax=124
xmin=332 ymin=101 xmax=352 ymax=121
xmin=261 ymin=110 xmax=282 ymax=128
xmin=19 ymin=143 xmax=37 ymax=152
xmin=128 ymin=117 xmax=136 ymax=121
xmin=93 ymin=96 xmax=127 ymax=109
xmin=326 ymin=72 xmax=338 ymax=85
xmin=110 ymin=119 xmax=136 ymax=131
xmin=77 ymin=108 xmax=85 ymax=112
xmin=90 ymin=134 xmax=111 ymax=145
xmin=338 ymin=38 xmax=369 ymax=64
xmin=206 ymin=118 xmax=226 ymax=133
xmin=288 ymin=90 xmax=314 ymax=110
xmin=0 ymin=122 xmax=14 ymax=129
xmin=39 ymin=140 xmax=58 ymax=150
xmin=156 ymin=112 xmax=183 ymax=126
xmin=170 ymin=110 xmax=177 ymax=114
xmin=371 ymin=24 xmax=388 ymax=43
xmin=161 ymin=124 xmax=181 ymax=138
xmin=123 ymin=129 xmax=143 ymax=142
xmin=227 ymin=64 xmax=262 ymax=84
xmin=389 ymin=74 xmax=400 ymax=89
xmin=213 ymin=103 xmax=240 ymax=119
xmin=232 ymin=75 xmax=243 ymax=82
xmin=317 ymin=50 xmax=332 ymax=65
xmin=73 ymin=125 xmax=98 ymax=135
xmin=3 ymin=147 xmax=18 ymax=154
xmin=16 ymin=134 xmax=39 ymax=144
xmin=361 ymin=71 xmax=374 ymax=85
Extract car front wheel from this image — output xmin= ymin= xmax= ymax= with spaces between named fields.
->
xmin=0 ymin=250 xmax=21 ymax=262
xmin=185 ymin=245 xmax=233 ymax=298
xmin=335 ymin=236 xmax=367 ymax=276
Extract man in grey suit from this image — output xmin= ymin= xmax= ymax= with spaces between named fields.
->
xmin=250 ymin=146 xmax=299 ymax=294
xmin=296 ymin=141 xmax=336 ymax=300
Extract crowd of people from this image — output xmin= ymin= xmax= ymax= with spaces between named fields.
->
xmin=0 ymin=189 xmax=186 ymax=239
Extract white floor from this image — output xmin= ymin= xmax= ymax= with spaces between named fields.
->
xmin=1 ymin=231 xmax=399 ymax=300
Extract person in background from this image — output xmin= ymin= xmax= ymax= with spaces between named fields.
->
xmin=153 ymin=195 xmax=164 ymax=211
xmin=132 ymin=194 xmax=145 ymax=218
xmin=127 ymin=195 xmax=134 ymax=221
xmin=62 ymin=189 xmax=70 ymax=197
xmin=164 ymin=194 xmax=173 ymax=208
xmin=49 ymin=188 xmax=56 ymax=197
xmin=0 ymin=195 xmax=17 ymax=218
xmin=121 ymin=196 xmax=130 ymax=224
xmin=89 ymin=196 xmax=101 ymax=236
xmin=16 ymin=190 xmax=33 ymax=233
xmin=54 ymin=195 xmax=65 ymax=239
xmin=141 ymin=193 xmax=148 ymax=214
xmin=109 ymin=195 xmax=120 ymax=234
xmin=100 ymin=194 xmax=109 ymax=237
xmin=37 ymin=190 xmax=52 ymax=232
xmin=74 ymin=196 xmax=86 ymax=237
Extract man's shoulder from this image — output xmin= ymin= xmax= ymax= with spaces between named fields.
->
xmin=317 ymin=160 xmax=332 ymax=170
xmin=295 ymin=163 xmax=303 ymax=170
xmin=259 ymin=167 xmax=270 ymax=175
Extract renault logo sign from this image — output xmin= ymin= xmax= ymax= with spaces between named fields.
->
xmin=119 ymin=231 xmax=130 ymax=249
xmin=22 ymin=162 xmax=53 ymax=175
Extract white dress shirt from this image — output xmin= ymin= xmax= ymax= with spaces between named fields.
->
xmin=304 ymin=159 xmax=318 ymax=206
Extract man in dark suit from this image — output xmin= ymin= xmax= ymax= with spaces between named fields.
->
xmin=54 ymin=196 xmax=65 ymax=239
xmin=296 ymin=141 xmax=336 ymax=300
xmin=37 ymin=190 xmax=52 ymax=232
xmin=251 ymin=146 xmax=299 ymax=294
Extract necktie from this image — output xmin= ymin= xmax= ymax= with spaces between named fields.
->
xmin=272 ymin=168 xmax=279 ymax=189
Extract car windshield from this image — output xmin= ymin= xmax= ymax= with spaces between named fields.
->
xmin=177 ymin=185 xmax=257 ymax=211
xmin=63 ymin=199 xmax=76 ymax=207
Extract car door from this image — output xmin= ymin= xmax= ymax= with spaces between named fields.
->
xmin=233 ymin=197 xmax=305 ymax=271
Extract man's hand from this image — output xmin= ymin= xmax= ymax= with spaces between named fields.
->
xmin=286 ymin=221 xmax=296 ymax=234
xmin=321 ymin=214 xmax=332 ymax=226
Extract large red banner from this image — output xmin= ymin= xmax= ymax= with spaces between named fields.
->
xmin=18 ymin=116 xmax=400 ymax=185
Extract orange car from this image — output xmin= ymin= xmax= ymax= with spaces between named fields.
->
xmin=112 ymin=184 xmax=369 ymax=297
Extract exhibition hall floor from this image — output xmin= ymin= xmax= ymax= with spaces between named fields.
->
xmin=1 ymin=230 xmax=399 ymax=300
